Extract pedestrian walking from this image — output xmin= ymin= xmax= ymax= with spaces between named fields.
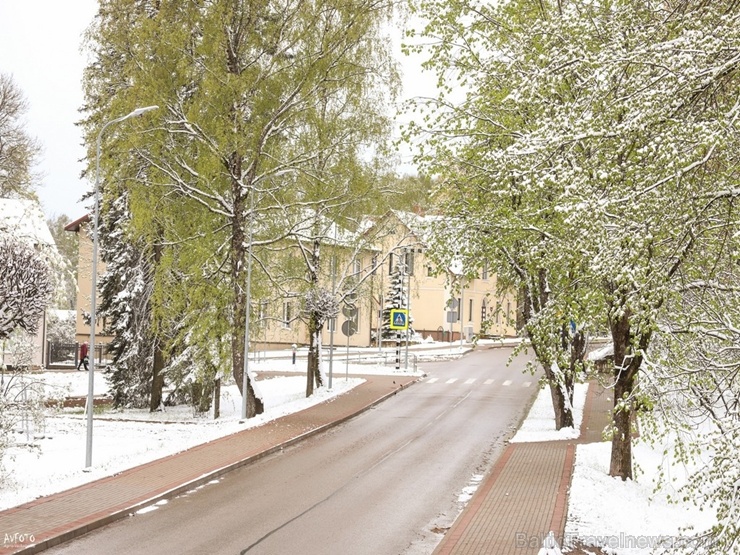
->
xmin=77 ymin=342 xmax=89 ymax=371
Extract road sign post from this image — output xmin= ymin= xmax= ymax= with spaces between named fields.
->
xmin=341 ymin=306 xmax=357 ymax=380
xmin=389 ymin=309 xmax=409 ymax=370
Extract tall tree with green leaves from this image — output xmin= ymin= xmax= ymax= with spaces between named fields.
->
xmin=413 ymin=0 xmax=597 ymax=433
xmin=82 ymin=0 xmax=401 ymax=411
xmin=409 ymin=0 xmax=740 ymax=495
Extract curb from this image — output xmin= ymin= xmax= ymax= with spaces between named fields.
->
xmin=13 ymin=376 xmax=422 ymax=555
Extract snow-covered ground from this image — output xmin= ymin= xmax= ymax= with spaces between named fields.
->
xmin=5 ymin=340 xmax=711 ymax=555
xmin=516 ymin=382 xmax=713 ymax=554
xmin=1 ymin=342 xmax=483 ymax=511
xmin=510 ymin=383 xmax=589 ymax=443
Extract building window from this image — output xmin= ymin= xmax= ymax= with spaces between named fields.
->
xmin=495 ymin=302 xmax=501 ymax=324
xmin=390 ymin=250 xmax=415 ymax=275
xmin=405 ymin=250 xmax=415 ymax=276
xmin=282 ymin=300 xmax=293 ymax=328
xmin=481 ymin=260 xmax=489 ymax=280
xmin=468 ymin=299 xmax=473 ymax=321
xmin=259 ymin=301 xmax=268 ymax=328
xmin=353 ymin=258 xmax=362 ymax=276
xmin=481 ymin=301 xmax=487 ymax=323
xmin=457 ymin=297 xmax=461 ymax=321
xmin=328 ymin=316 xmax=336 ymax=332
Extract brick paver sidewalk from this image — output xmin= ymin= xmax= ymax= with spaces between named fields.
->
xmin=0 ymin=374 xmax=417 ymax=555
xmin=433 ymin=380 xmax=613 ymax=555
xmin=1 ymin=371 xmax=614 ymax=555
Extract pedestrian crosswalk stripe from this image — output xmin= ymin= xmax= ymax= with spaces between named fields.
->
xmin=423 ymin=377 xmax=532 ymax=387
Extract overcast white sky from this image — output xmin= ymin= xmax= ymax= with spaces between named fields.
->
xmin=0 ymin=2 xmax=432 ymax=222
xmin=0 ymin=0 xmax=98 ymax=220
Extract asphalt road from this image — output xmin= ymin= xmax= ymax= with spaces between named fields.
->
xmin=46 ymin=346 xmax=540 ymax=555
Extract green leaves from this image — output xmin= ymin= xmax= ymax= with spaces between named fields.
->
xmin=412 ymin=0 xmax=740 ymax=540
xmin=83 ymin=0 xmax=401 ymax=401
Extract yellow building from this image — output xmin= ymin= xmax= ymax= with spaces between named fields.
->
xmin=357 ymin=211 xmax=517 ymax=344
xmin=64 ymin=215 xmax=112 ymax=353
xmin=65 ymin=210 xmax=517 ymax=360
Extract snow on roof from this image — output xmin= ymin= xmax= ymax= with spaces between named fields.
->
xmin=587 ymin=342 xmax=614 ymax=361
xmin=0 ymin=198 xmax=56 ymax=248
xmin=283 ymin=208 xmax=364 ymax=248
xmin=390 ymin=210 xmax=452 ymax=245
xmin=47 ymin=309 xmax=75 ymax=320
xmin=325 ymin=220 xmax=359 ymax=247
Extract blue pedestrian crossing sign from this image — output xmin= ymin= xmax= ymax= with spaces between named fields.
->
xmin=389 ymin=309 xmax=409 ymax=330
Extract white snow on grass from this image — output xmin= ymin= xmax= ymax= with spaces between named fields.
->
xmin=507 ymin=377 xmax=715 ymax=554
xmin=565 ymin=440 xmax=714 ymax=554
xmin=509 ymin=383 xmax=589 ymax=442
xmin=0 ymin=353 xmax=427 ymax=512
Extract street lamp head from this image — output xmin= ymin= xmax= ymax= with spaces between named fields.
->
xmin=128 ymin=105 xmax=159 ymax=118
xmin=100 ymin=106 xmax=160 ymax=139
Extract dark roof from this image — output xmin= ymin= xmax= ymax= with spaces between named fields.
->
xmin=64 ymin=214 xmax=91 ymax=232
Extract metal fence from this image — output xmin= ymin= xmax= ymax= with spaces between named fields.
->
xmin=45 ymin=342 xmax=112 ymax=369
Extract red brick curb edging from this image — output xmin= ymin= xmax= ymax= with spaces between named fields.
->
xmin=1 ymin=375 xmax=421 ymax=555
xmin=433 ymin=444 xmax=516 ymax=555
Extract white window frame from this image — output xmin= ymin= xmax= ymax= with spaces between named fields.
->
xmin=282 ymin=300 xmax=293 ymax=328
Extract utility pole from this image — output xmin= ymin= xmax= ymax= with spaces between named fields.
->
xmin=405 ymin=248 xmax=411 ymax=369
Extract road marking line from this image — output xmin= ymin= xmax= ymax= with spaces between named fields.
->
xmin=427 ymin=378 xmax=439 ymax=383
xmin=523 ymin=381 xmax=532 ymax=387
xmin=502 ymin=380 xmax=512 ymax=386
xmin=465 ymin=378 xmax=476 ymax=385
xmin=446 ymin=378 xmax=458 ymax=384
xmin=484 ymin=379 xmax=494 ymax=385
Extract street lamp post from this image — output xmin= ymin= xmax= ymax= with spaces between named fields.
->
xmin=241 ymin=188 xmax=256 ymax=420
xmin=460 ymin=278 xmax=465 ymax=347
xmin=86 ymin=105 xmax=158 ymax=469
xmin=405 ymin=248 xmax=411 ymax=369
xmin=328 ymin=226 xmax=337 ymax=390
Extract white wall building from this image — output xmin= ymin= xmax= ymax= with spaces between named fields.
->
xmin=0 ymin=198 xmax=59 ymax=369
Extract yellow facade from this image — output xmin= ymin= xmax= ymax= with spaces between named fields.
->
xmin=64 ymin=216 xmax=112 ymax=348
xmin=66 ymin=211 xmax=518 ymax=357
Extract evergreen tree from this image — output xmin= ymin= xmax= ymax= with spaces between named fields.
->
xmin=82 ymin=0 xmax=401 ymax=410
xmin=381 ymin=253 xmax=414 ymax=340
xmin=98 ymin=192 xmax=156 ymax=409
xmin=46 ymin=214 xmax=78 ymax=310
